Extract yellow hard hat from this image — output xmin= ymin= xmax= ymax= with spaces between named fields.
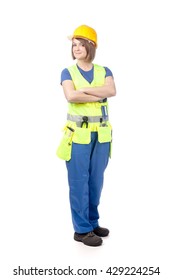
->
xmin=68 ymin=25 xmax=97 ymax=47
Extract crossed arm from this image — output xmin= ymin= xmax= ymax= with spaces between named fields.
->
xmin=62 ymin=76 xmax=116 ymax=103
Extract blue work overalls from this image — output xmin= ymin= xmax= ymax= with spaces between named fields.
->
xmin=66 ymin=132 xmax=110 ymax=233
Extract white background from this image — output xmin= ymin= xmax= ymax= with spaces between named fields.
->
xmin=0 ymin=0 xmax=173 ymax=279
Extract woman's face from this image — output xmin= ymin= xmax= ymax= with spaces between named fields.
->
xmin=72 ymin=38 xmax=87 ymax=60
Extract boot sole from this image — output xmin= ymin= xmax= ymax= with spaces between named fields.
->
xmin=74 ymin=235 xmax=103 ymax=246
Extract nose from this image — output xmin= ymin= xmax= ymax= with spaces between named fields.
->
xmin=75 ymin=44 xmax=80 ymax=50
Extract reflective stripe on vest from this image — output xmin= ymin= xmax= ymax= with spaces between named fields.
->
xmin=67 ymin=113 xmax=109 ymax=123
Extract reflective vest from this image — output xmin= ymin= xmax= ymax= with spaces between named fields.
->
xmin=66 ymin=64 xmax=111 ymax=132
xmin=56 ymin=64 xmax=112 ymax=161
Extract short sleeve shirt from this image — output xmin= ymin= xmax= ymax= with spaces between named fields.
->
xmin=61 ymin=65 xmax=113 ymax=84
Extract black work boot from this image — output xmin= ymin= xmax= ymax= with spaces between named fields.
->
xmin=93 ymin=226 xmax=109 ymax=237
xmin=74 ymin=231 xmax=103 ymax=246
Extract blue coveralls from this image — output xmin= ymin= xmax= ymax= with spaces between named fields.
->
xmin=66 ymin=132 xmax=110 ymax=233
xmin=61 ymin=65 xmax=113 ymax=234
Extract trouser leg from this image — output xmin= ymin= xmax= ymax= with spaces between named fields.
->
xmin=66 ymin=142 xmax=93 ymax=233
xmin=88 ymin=134 xmax=110 ymax=228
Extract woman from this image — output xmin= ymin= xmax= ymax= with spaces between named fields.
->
xmin=57 ymin=24 xmax=116 ymax=246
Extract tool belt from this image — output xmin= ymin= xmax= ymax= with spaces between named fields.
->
xmin=56 ymin=121 xmax=112 ymax=161
xmin=67 ymin=113 xmax=109 ymax=127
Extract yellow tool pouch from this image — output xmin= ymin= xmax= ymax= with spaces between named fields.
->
xmin=72 ymin=127 xmax=91 ymax=144
xmin=97 ymin=125 xmax=112 ymax=143
xmin=56 ymin=127 xmax=74 ymax=161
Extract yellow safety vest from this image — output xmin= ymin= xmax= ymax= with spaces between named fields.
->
xmin=67 ymin=64 xmax=111 ymax=132
xmin=56 ymin=64 xmax=112 ymax=161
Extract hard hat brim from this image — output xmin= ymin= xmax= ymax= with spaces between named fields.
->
xmin=67 ymin=35 xmax=97 ymax=47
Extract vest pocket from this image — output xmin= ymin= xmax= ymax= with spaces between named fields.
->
xmin=72 ymin=127 xmax=91 ymax=144
xmin=98 ymin=126 xmax=112 ymax=143
xmin=56 ymin=127 xmax=74 ymax=161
